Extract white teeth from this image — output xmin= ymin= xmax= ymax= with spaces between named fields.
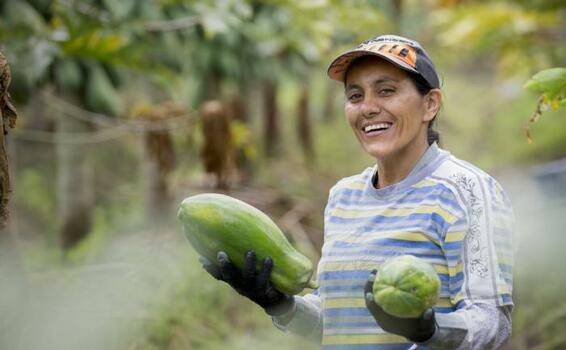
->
xmin=364 ymin=123 xmax=391 ymax=133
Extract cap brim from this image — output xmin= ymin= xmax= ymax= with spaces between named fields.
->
xmin=327 ymin=49 xmax=418 ymax=82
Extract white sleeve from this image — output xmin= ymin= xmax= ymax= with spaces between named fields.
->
xmin=421 ymin=303 xmax=512 ymax=349
xmin=272 ymin=293 xmax=322 ymax=343
xmin=446 ymin=172 xmax=515 ymax=307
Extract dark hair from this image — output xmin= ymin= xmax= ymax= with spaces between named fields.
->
xmin=407 ymin=72 xmax=441 ymax=146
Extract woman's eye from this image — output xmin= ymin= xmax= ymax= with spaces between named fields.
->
xmin=379 ymin=88 xmax=395 ymax=95
xmin=347 ymin=93 xmax=362 ymax=102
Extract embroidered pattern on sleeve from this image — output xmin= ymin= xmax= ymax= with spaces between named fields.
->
xmin=450 ymin=172 xmax=488 ymax=279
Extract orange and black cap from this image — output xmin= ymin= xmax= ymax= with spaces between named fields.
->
xmin=327 ymin=35 xmax=440 ymax=89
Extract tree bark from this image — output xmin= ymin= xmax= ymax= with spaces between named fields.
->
xmin=263 ymin=78 xmax=280 ymax=158
xmin=0 ymin=116 xmax=10 ymax=229
xmin=199 ymin=100 xmax=234 ymax=190
xmin=0 ymin=51 xmax=17 ymax=230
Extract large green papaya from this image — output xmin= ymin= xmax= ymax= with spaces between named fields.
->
xmin=178 ymin=193 xmax=318 ymax=295
xmin=372 ymin=255 xmax=440 ymax=318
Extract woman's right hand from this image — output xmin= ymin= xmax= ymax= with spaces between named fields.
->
xmin=200 ymin=250 xmax=295 ymax=316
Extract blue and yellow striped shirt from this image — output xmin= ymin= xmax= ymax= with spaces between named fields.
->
xmin=276 ymin=144 xmax=514 ymax=349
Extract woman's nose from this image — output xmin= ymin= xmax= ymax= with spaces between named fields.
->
xmin=360 ymin=95 xmax=381 ymax=118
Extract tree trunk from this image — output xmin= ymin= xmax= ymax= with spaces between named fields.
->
xmin=199 ymin=100 xmax=234 ymax=190
xmin=297 ymin=83 xmax=314 ymax=162
xmin=143 ymin=128 xmax=175 ymax=221
xmin=135 ymin=103 xmax=180 ymax=224
xmin=391 ymin=0 xmax=404 ymax=34
xmin=228 ymin=91 xmax=254 ymax=184
xmin=323 ymin=83 xmax=339 ymax=123
xmin=56 ymin=112 xmax=93 ymax=250
xmin=0 ymin=50 xmax=18 ymax=230
xmin=263 ymin=78 xmax=280 ymax=158
xmin=0 ymin=112 xmax=10 ymax=229
xmin=229 ymin=92 xmax=248 ymax=123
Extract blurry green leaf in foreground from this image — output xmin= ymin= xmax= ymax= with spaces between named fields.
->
xmin=524 ymin=67 xmax=566 ymax=101
xmin=524 ymin=67 xmax=566 ymax=143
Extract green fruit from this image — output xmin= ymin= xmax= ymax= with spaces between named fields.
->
xmin=373 ymin=255 xmax=440 ymax=318
xmin=178 ymin=193 xmax=318 ymax=295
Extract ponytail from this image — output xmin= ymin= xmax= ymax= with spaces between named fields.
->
xmin=427 ymin=119 xmax=440 ymax=146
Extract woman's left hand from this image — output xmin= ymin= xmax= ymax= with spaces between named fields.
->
xmin=364 ymin=270 xmax=437 ymax=343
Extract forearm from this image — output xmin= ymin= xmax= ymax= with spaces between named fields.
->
xmin=421 ymin=303 xmax=512 ymax=350
xmin=272 ymin=295 xmax=322 ymax=343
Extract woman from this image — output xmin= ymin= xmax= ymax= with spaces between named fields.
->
xmin=201 ymin=35 xmax=515 ymax=349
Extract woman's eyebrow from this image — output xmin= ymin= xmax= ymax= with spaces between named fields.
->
xmin=344 ymin=83 xmax=361 ymax=92
xmin=346 ymin=76 xmax=400 ymax=89
xmin=373 ymin=77 xmax=400 ymax=84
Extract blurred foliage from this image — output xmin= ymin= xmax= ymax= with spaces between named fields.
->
xmin=431 ymin=1 xmax=565 ymax=77
xmin=523 ymin=67 xmax=566 ymax=142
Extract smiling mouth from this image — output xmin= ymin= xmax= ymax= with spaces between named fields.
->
xmin=363 ymin=122 xmax=392 ymax=134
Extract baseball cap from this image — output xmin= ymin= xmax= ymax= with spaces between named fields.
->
xmin=327 ymin=35 xmax=440 ymax=89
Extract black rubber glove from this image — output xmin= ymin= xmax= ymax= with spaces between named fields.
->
xmin=364 ymin=269 xmax=437 ymax=343
xmin=200 ymin=250 xmax=295 ymax=316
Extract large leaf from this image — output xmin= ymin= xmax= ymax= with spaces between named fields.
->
xmin=61 ymin=30 xmax=129 ymax=62
xmin=524 ymin=67 xmax=566 ymax=100
xmin=101 ymin=0 xmax=136 ymax=21
xmin=524 ymin=67 xmax=566 ymax=143
xmin=84 ymin=62 xmax=123 ymax=116
xmin=1 ymin=0 xmax=46 ymax=33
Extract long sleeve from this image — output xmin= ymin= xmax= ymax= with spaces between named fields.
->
xmin=420 ymin=303 xmax=512 ymax=349
xmin=272 ymin=293 xmax=323 ymax=343
xmin=428 ymin=162 xmax=516 ymax=349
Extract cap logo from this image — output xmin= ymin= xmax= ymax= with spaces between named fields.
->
xmin=359 ymin=42 xmax=417 ymax=69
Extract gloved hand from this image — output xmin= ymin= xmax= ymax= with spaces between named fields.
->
xmin=200 ymin=250 xmax=295 ymax=316
xmin=364 ymin=269 xmax=437 ymax=343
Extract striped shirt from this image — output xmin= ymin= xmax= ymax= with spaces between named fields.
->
xmin=274 ymin=143 xmax=514 ymax=349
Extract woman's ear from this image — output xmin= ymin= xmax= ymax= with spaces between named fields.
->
xmin=423 ymin=89 xmax=442 ymax=122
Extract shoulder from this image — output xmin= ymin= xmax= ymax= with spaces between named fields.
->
xmin=432 ymin=154 xmax=510 ymax=211
xmin=328 ymin=166 xmax=374 ymax=199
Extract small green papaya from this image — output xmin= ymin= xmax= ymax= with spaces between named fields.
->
xmin=373 ymin=255 xmax=440 ymax=318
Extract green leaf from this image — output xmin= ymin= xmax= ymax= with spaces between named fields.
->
xmin=84 ymin=62 xmax=124 ymax=116
xmin=524 ymin=67 xmax=566 ymax=100
xmin=101 ymin=0 xmax=136 ymax=21
xmin=1 ymin=0 xmax=46 ymax=33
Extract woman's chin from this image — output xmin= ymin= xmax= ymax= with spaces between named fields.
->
xmin=363 ymin=144 xmax=395 ymax=160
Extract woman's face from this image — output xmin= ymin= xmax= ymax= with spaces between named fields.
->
xmin=344 ymin=57 xmax=439 ymax=161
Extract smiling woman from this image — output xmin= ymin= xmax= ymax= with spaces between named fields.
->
xmin=198 ymin=35 xmax=516 ymax=350
xmin=343 ymin=56 xmax=442 ymax=189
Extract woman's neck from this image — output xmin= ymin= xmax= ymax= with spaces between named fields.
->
xmin=375 ymin=138 xmax=430 ymax=189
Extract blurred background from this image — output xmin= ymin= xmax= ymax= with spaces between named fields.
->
xmin=0 ymin=0 xmax=565 ymax=349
